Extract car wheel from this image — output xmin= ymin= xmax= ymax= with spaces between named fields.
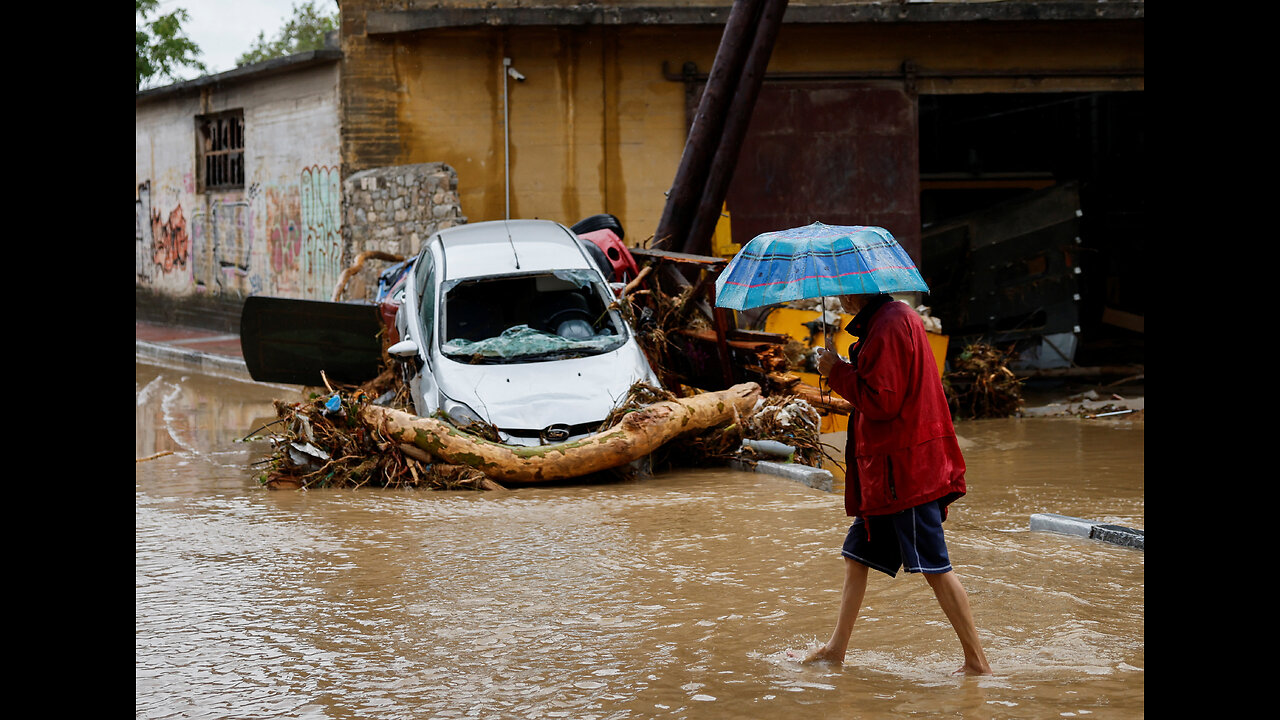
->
xmin=571 ymin=213 xmax=625 ymax=241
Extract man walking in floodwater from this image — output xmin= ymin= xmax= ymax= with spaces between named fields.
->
xmin=799 ymin=293 xmax=991 ymax=675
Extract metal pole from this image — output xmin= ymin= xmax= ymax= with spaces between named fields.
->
xmin=504 ymin=57 xmax=512 ymax=220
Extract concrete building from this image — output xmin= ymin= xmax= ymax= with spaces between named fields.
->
xmin=339 ymin=0 xmax=1144 ymax=363
xmin=138 ymin=1 xmax=1144 ymax=363
xmin=136 ymin=48 xmax=344 ymax=328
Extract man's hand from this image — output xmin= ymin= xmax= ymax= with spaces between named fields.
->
xmin=814 ymin=346 xmax=840 ymax=376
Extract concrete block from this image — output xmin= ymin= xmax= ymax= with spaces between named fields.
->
xmin=1091 ymin=524 xmax=1145 ymax=550
xmin=1029 ymin=513 xmax=1094 ymax=538
xmin=1030 ymin=513 xmax=1144 ymax=550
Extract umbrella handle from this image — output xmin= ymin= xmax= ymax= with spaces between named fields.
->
xmin=823 ymin=295 xmax=835 ymax=353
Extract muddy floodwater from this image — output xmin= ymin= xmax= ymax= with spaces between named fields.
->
xmin=136 ymin=363 xmax=1144 ymax=719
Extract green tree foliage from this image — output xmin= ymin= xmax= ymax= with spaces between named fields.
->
xmin=236 ymin=1 xmax=340 ymax=67
xmin=136 ymin=0 xmax=206 ymax=90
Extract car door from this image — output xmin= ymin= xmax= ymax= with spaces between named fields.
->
xmin=399 ymin=242 xmax=443 ymax=418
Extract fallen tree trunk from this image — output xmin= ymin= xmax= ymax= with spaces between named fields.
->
xmin=362 ymin=383 xmax=762 ymax=484
xmin=767 ymin=372 xmax=853 ymax=415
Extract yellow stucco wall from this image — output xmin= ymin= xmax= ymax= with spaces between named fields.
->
xmin=383 ymin=26 xmax=721 ymax=242
xmin=341 ymin=6 xmax=1143 ymax=242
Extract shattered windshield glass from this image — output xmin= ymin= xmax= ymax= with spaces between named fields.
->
xmin=440 ymin=271 xmax=628 ymax=363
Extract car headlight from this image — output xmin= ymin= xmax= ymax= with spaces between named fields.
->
xmin=442 ymin=397 xmax=486 ymax=428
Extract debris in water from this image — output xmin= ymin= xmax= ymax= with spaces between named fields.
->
xmin=739 ymin=396 xmax=824 ymax=467
xmin=261 ymin=379 xmax=766 ymax=490
xmin=945 ymin=343 xmax=1024 ymax=419
xmin=1084 ymin=408 xmax=1136 ymax=419
xmin=261 ymin=392 xmax=498 ymax=491
xmin=255 ymin=248 xmax=849 ymax=489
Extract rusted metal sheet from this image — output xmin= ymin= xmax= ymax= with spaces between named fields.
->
xmin=723 ymin=82 xmax=922 ymax=261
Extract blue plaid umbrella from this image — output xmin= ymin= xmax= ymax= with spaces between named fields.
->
xmin=714 ymin=223 xmax=928 ymax=311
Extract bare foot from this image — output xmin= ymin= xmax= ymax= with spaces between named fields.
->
xmin=787 ymin=644 xmax=846 ymax=665
xmin=951 ymin=661 xmax=992 ymax=676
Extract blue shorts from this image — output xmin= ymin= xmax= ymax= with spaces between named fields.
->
xmin=841 ymin=499 xmax=953 ymax=578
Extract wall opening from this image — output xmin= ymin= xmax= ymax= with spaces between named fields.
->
xmin=918 ymin=92 xmax=1145 ymax=366
xmin=196 ymin=109 xmax=246 ymax=192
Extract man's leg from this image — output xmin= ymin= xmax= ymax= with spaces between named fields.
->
xmin=923 ymin=570 xmax=991 ymax=675
xmin=799 ymin=557 xmax=870 ymax=664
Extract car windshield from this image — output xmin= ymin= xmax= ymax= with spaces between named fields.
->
xmin=439 ymin=270 xmax=628 ymax=363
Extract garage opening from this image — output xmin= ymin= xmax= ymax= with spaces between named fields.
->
xmin=918 ymin=92 xmax=1145 ymax=367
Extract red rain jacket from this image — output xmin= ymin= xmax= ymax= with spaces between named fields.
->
xmin=827 ymin=300 xmax=966 ymax=518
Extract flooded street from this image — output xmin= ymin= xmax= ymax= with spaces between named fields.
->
xmin=136 ymin=363 xmax=1144 ymax=719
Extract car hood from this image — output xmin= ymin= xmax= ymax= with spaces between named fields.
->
xmin=434 ymin=341 xmax=656 ymax=431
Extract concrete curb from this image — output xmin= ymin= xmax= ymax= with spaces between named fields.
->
xmin=731 ymin=459 xmax=834 ymax=493
xmin=136 ymin=340 xmax=252 ymax=381
xmin=1030 ymin=512 xmax=1144 ymax=550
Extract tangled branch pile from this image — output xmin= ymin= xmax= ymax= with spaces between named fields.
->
xmin=612 ymin=284 xmax=703 ymax=387
xmin=257 ymin=377 xmax=823 ymax=491
xmin=259 ymin=393 xmax=498 ymax=491
xmin=656 ymin=406 xmax=745 ymax=469
xmin=660 ymin=394 xmax=824 ymax=469
xmin=740 ymin=396 xmax=824 ymax=466
xmin=945 ymin=343 xmax=1023 ymax=419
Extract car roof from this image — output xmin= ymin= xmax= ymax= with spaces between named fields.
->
xmin=436 ymin=220 xmax=596 ymax=281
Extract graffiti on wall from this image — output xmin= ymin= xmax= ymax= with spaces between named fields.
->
xmin=136 ymin=178 xmax=191 ymax=279
xmin=135 ymin=165 xmax=342 ymax=299
xmin=151 ymin=205 xmax=191 ymax=273
xmin=191 ymin=198 xmax=253 ymax=294
xmin=300 ymin=165 xmax=343 ymax=297
xmin=265 ymin=186 xmax=302 ymax=294
xmin=136 ymin=182 xmax=152 ymax=281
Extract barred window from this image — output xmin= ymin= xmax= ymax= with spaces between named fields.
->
xmin=197 ymin=110 xmax=245 ymax=191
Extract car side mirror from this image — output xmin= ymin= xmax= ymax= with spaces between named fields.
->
xmin=388 ymin=339 xmax=419 ymax=358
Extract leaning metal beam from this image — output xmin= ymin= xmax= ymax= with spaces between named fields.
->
xmin=683 ymin=0 xmax=788 ymax=257
xmin=655 ymin=0 xmax=763 ymax=251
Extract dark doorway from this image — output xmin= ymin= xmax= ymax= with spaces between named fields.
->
xmin=918 ymin=92 xmax=1145 ymax=365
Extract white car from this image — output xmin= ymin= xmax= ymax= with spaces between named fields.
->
xmin=387 ymin=219 xmax=659 ymax=446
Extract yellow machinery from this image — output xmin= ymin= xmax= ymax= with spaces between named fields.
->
xmin=761 ymin=306 xmax=948 ymax=433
